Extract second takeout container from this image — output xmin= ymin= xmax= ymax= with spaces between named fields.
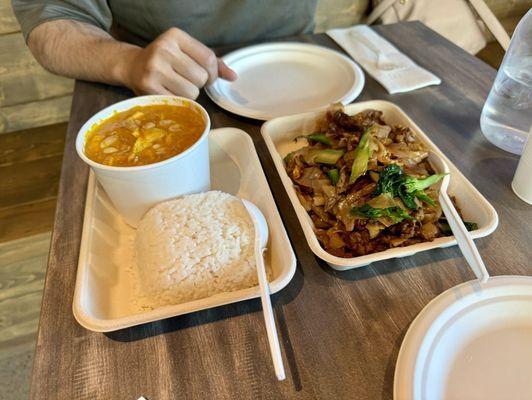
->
xmin=75 ymin=95 xmax=211 ymax=227
xmin=261 ymin=100 xmax=499 ymax=270
xmin=73 ymin=128 xmax=296 ymax=332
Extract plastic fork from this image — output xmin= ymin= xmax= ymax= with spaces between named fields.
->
xmin=349 ymin=30 xmax=402 ymax=71
xmin=429 ymin=152 xmax=490 ymax=283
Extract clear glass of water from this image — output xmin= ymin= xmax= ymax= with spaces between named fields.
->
xmin=480 ymin=9 xmax=532 ymax=155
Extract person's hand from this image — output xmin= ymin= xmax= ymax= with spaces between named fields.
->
xmin=122 ymin=27 xmax=237 ymax=99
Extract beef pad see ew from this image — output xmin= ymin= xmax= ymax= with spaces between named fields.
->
xmin=283 ymin=105 xmax=477 ymax=258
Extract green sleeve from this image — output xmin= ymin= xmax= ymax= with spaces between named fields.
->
xmin=11 ymin=0 xmax=113 ymax=42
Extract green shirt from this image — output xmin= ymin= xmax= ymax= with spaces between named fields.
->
xmin=12 ymin=0 xmax=318 ymax=47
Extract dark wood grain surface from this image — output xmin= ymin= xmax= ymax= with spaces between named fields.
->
xmin=30 ymin=22 xmax=531 ymax=400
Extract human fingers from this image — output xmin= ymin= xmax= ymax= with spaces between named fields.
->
xmin=170 ymin=52 xmax=209 ymax=88
xmin=167 ymin=28 xmax=218 ymax=83
xmin=217 ymin=58 xmax=237 ymax=81
xmin=160 ymin=68 xmax=200 ymax=99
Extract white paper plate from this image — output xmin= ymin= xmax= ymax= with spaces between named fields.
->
xmin=73 ymin=128 xmax=296 ymax=332
xmin=206 ymin=42 xmax=364 ymax=120
xmin=395 ymin=275 xmax=532 ymax=400
xmin=261 ymin=100 xmax=498 ymax=270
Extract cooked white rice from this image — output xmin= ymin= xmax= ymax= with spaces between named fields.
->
xmin=135 ymin=191 xmax=257 ymax=307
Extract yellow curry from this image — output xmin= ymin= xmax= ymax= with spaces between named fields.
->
xmin=84 ymin=104 xmax=206 ymax=167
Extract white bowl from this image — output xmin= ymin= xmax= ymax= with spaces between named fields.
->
xmin=75 ymin=95 xmax=211 ymax=227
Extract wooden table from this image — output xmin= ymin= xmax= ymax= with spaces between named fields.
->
xmin=30 ymin=22 xmax=531 ymax=399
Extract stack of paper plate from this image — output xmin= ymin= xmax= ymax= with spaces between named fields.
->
xmin=206 ymin=42 xmax=364 ymax=120
xmin=395 ymin=275 xmax=532 ymax=400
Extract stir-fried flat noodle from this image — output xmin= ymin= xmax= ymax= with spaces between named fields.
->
xmin=284 ymin=105 xmax=476 ymax=258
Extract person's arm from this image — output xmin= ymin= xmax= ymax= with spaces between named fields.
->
xmin=27 ymin=20 xmax=236 ymax=99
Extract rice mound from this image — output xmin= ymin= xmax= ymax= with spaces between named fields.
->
xmin=135 ymin=191 xmax=257 ymax=307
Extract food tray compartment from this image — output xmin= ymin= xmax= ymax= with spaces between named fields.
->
xmin=73 ymin=128 xmax=296 ymax=332
xmin=261 ymin=100 xmax=498 ymax=270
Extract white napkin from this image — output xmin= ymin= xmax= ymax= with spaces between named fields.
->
xmin=327 ymin=25 xmax=441 ymax=94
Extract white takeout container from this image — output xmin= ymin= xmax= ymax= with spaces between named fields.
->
xmin=75 ymin=95 xmax=211 ymax=227
xmin=73 ymin=128 xmax=296 ymax=332
xmin=261 ymin=100 xmax=499 ymax=270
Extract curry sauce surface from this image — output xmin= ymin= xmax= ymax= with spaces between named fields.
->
xmin=85 ymin=104 xmax=206 ymax=167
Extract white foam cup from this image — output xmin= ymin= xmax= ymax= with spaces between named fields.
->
xmin=75 ymin=95 xmax=211 ymax=227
